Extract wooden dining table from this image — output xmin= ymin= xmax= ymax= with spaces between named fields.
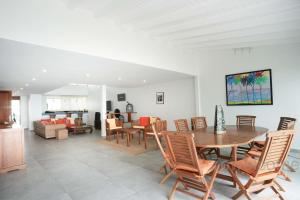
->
xmin=193 ymin=125 xmax=268 ymax=184
xmin=163 ymin=125 xmax=268 ymax=184
xmin=193 ymin=125 xmax=268 ymax=161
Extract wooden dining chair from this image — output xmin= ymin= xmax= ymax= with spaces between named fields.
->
xmin=236 ymin=115 xmax=256 ymax=126
xmin=191 ymin=117 xmax=207 ymax=130
xmin=174 ymin=119 xmax=189 ymax=132
xmin=143 ymin=117 xmax=161 ymax=149
xmin=254 ymin=117 xmax=296 ymax=148
xmin=249 ymin=117 xmax=296 ymax=181
xmin=191 ymin=117 xmax=219 ymax=158
xmin=106 ymin=118 xmax=124 ymax=144
xmin=162 ymin=131 xmax=219 ymax=200
xmin=236 ymin=115 xmax=256 ymax=155
xmin=144 ymin=119 xmax=166 ymax=149
xmin=228 ymin=129 xmax=295 ymax=200
xmin=151 ymin=121 xmax=174 ymax=184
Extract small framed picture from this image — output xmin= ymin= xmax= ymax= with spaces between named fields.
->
xmin=156 ymin=92 xmax=164 ymax=104
xmin=117 ymin=93 xmax=126 ymax=101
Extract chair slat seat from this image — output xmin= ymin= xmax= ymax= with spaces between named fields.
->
xmin=229 ymin=156 xmax=258 ymax=176
xmin=175 ymin=159 xmax=215 ymax=174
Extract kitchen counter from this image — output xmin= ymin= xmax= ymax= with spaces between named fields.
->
xmin=0 ymin=125 xmax=26 ymax=173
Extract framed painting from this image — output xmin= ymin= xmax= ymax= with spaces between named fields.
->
xmin=226 ymin=69 xmax=273 ymax=106
xmin=156 ymin=92 xmax=164 ymax=104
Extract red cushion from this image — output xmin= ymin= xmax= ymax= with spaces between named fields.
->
xmin=140 ymin=117 xmax=150 ymax=126
xmin=55 ymin=118 xmax=66 ymax=125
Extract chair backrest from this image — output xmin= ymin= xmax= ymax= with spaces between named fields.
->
xmin=236 ymin=115 xmax=256 ymax=126
xmin=174 ymin=119 xmax=189 ymax=132
xmin=152 ymin=121 xmax=171 ymax=166
xmin=163 ymin=131 xmax=202 ymax=175
xmin=150 ymin=116 xmax=160 ymax=125
xmin=191 ymin=117 xmax=207 ymax=131
xmin=154 ymin=120 xmax=167 ymax=133
xmin=106 ymin=118 xmax=117 ymax=129
xmin=255 ymin=130 xmax=295 ymax=176
xmin=277 ymin=117 xmax=296 ymax=130
xmin=75 ymin=118 xmax=83 ymax=126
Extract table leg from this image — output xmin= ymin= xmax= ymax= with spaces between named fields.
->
xmin=126 ymin=130 xmax=130 ymax=147
xmin=144 ymin=133 xmax=148 ymax=149
xmin=116 ymin=131 xmax=119 ymax=144
xmin=231 ymin=146 xmax=238 ymax=188
xmin=138 ymin=132 xmax=141 ymax=144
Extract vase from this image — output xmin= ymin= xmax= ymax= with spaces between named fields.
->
xmin=214 ymin=105 xmax=226 ymax=134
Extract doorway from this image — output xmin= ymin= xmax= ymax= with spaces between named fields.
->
xmin=12 ymin=96 xmax=21 ymax=125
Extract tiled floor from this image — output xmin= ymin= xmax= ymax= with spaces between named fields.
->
xmin=0 ymin=130 xmax=299 ymax=200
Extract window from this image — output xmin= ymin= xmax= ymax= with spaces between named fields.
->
xmin=46 ymin=96 xmax=87 ymax=111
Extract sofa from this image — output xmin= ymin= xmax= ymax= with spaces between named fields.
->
xmin=34 ymin=121 xmax=66 ymax=139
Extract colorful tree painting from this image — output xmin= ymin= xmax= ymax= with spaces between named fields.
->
xmin=226 ymin=69 xmax=273 ymax=105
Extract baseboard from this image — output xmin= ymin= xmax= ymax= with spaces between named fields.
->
xmin=290 ymin=148 xmax=300 ymax=154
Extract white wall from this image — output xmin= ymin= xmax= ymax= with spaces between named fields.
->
xmin=28 ymin=94 xmax=42 ymax=130
xmin=20 ymin=95 xmax=28 ymax=129
xmin=197 ymin=44 xmax=300 ymax=149
xmin=106 ymin=86 xmax=129 ymax=112
xmin=125 ymin=78 xmax=196 ymax=131
xmin=87 ymin=85 xmax=102 ymax=126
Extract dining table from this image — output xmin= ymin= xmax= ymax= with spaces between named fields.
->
xmin=193 ymin=125 xmax=268 ymax=183
xmin=193 ymin=125 xmax=268 ymax=161
xmin=164 ymin=125 xmax=268 ymax=184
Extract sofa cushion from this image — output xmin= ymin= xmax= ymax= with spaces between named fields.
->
xmin=41 ymin=121 xmax=51 ymax=125
xmin=55 ymin=118 xmax=66 ymax=125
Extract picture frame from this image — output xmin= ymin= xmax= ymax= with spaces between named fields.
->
xmin=226 ymin=69 xmax=273 ymax=106
xmin=117 ymin=93 xmax=126 ymax=101
xmin=156 ymin=92 xmax=164 ymax=104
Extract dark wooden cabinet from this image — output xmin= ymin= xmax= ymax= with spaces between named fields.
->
xmin=0 ymin=91 xmax=12 ymax=123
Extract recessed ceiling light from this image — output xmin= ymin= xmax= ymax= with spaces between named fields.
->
xmin=42 ymin=69 xmax=47 ymax=73
xmin=118 ymin=77 xmax=122 ymax=81
xmin=25 ymin=83 xmax=29 ymax=87
xmin=143 ymin=80 xmax=146 ymax=83
xmin=20 ymin=88 xmax=24 ymax=90
xmin=86 ymin=73 xmax=91 ymax=77
xmin=32 ymin=78 xmax=36 ymax=81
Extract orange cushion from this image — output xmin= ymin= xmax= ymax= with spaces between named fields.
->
xmin=140 ymin=117 xmax=150 ymax=126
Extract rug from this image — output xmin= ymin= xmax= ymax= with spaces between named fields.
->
xmin=97 ymin=136 xmax=158 ymax=155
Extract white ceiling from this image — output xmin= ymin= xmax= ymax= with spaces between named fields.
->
xmin=0 ymin=38 xmax=192 ymax=95
xmin=63 ymin=0 xmax=300 ymax=51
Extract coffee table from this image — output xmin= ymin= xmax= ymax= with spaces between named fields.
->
xmin=68 ymin=125 xmax=93 ymax=134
